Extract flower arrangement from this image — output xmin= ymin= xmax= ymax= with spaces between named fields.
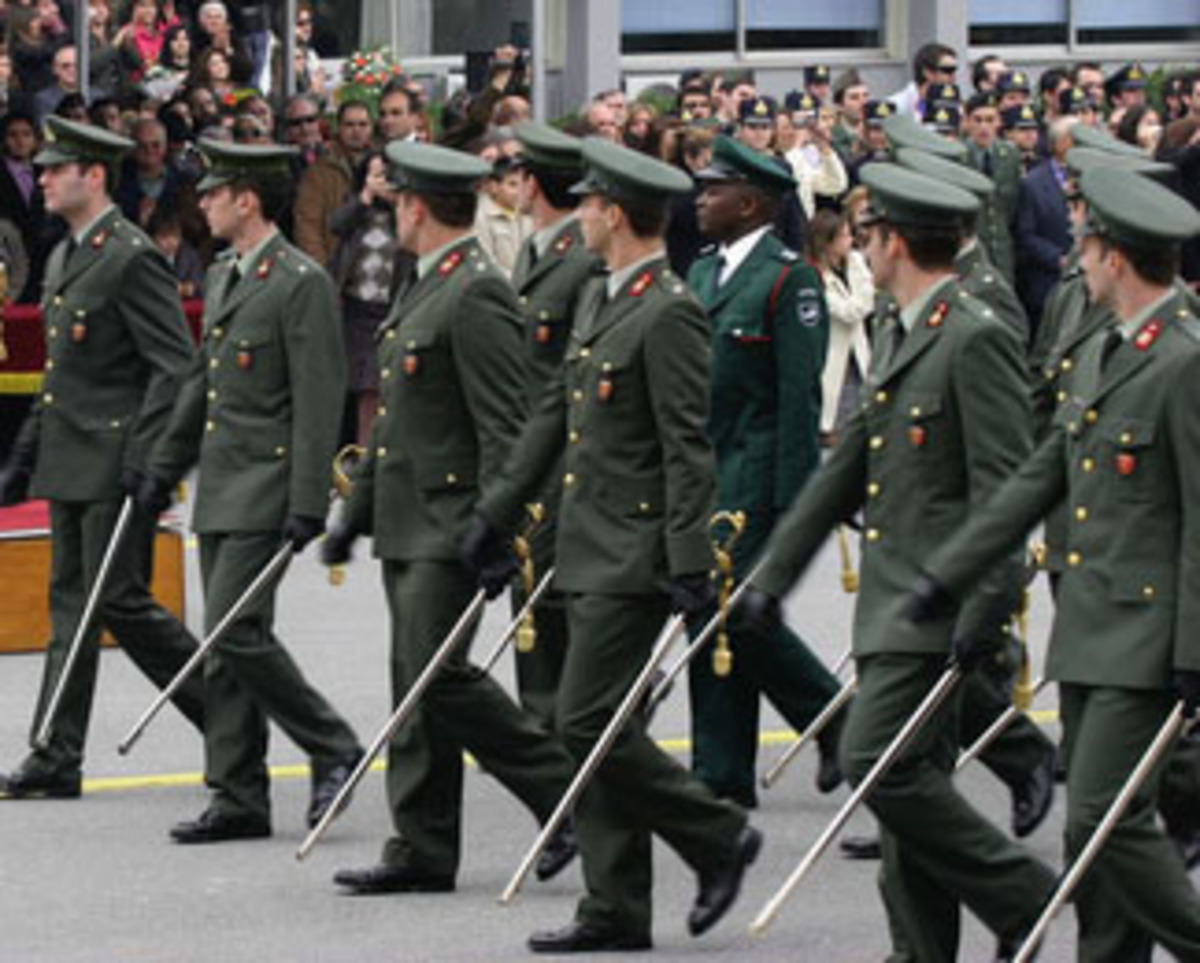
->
xmin=337 ymin=45 xmax=405 ymax=114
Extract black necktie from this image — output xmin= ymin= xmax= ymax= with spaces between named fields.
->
xmin=223 ymin=263 xmax=242 ymax=303
xmin=982 ymin=150 xmax=994 ymax=177
xmin=1100 ymin=328 xmax=1124 ymax=371
xmin=712 ymin=254 xmax=727 ymax=298
xmin=63 ymin=237 xmax=78 ymax=264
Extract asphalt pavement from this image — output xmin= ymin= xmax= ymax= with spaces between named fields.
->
xmin=0 ymin=525 xmax=1185 ymax=961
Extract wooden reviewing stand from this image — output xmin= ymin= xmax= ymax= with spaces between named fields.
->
xmin=0 ymin=501 xmax=185 ymax=654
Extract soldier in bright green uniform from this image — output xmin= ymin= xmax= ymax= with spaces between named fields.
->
xmin=467 ymin=138 xmax=760 ymax=953
xmin=507 ymin=122 xmax=601 ymax=729
xmin=684 ymin=136 xmax=844 ymax=807
xmin=0 ymin=117 xmax=204 ymax=800
xmin=912 ymin=167 xmax=1200 ymax=963
xmin=144 ymin=141 xmax=363 ymax=843
xmin=743 ymin=164 xmax=1056 ymax=963
xmin=322 ymin=142 xmax=576 ymax=896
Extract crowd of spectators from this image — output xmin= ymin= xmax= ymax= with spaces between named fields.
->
xmin=1 ymin=3 xmax=1198 ymax=438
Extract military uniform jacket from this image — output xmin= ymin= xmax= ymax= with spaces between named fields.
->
xmin=687 ymin=233 xmax=828 ymax=519
xmin=955 ymin=242 xmax=1030 ymax=348
xmin=480 ymin=256 xmax=716 ymax=595
xmin=344 ymin=236 xmax=527 ymax=561
xmin=14 ymin=207 xmax=193 ymax=502
xmin=754 ymin=278 xmax=1032 ymax=656
xmin=970 ymin=139 xmax=1020 ymax=283
xmin=150 ymin=232 xmax=345 ymax=533
xmin=926 ymin=290 xmax=1200 ymax=688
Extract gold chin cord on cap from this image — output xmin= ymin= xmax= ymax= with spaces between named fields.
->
xmin=709 ymin=510 xmax=747 ymax=678
xmin=513 ymin=503 xmax=547 ymax=653
xmin=328 ymin=444 xmax=367 ymax=586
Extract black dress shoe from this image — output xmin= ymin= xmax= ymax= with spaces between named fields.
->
xmin=0 ymin=766 xmax=82 ymax=799
xmin=1171 ymin=827 xmax=1200 ymax=870
xmin=170 ymin=807 xmax=271 ymax=844
xmin=1011 ymin=749 xmax=1055 ymax=838
xmin=535 ymin=819 xmax=578 ymax=882
xmin=815 ymin=707 xmax=847 ymax=795
xmin=308 ymin=749 xmax=364 ymax=829
xmin=839 ymin=834 xmax=882 ymax=860
xmin=687 ymin=825 xmax=762 ymax=937
xmin=528 ymin=920 xmax=652 ymax=954
xmin=995 ymin=926 xmax=1041 ymax=962
xmin=332 ymin=864 xmax=455 ymax=895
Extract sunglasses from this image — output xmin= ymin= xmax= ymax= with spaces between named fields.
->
xmin=935 ymin=63 xmax=958 ymax=75
xmin=287 ymin=115 xmax=319 ymax=127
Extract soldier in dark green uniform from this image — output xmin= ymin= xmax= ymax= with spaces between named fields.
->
xmin=507 ymin=122 xmax=600 ymax=730
xmin=684 ymin=135 xmax=844 ymax=807
xmin=911 ymin=166 xmax=1200 ymax=963
xmin=963 ymin=92 xmax=1021 ymax=284
xmin=743 ymin=164 xmax=1056 ymax=963
xmin=321 ymin=141 xmax=576 ymax=896
xmin=143 ymin=141 xmax=363 ymax=843
xmin=466 ymin=138 xmax=760 ymax=953
xmin=0 ymin=117 xmax=204 ymax=800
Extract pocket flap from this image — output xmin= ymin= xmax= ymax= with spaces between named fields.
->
xmin=1102 ymin=417 xmax=1156 ymax=448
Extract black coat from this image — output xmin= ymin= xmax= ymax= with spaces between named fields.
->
xmin=1015 ymin=159 xmax=1071 ymax=326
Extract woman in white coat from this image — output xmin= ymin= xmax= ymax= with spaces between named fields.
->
xmin=807 ymin=208 xmax=873 ymax=442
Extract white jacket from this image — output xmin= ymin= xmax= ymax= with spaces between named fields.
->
xmin=819 ymin=249 xmax=874 ymax=432
xmin=784 ymin=144 xmax=849 ymax=220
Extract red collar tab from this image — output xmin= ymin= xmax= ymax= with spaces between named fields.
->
xmin=256 ymin=258 xmax=274 ymax=280
xmin=90 ymin=230 xmax=108 ymax=249
xmin=438 ymin=250 xmax=465 ymax=277
xmin=553 ymin=233 xmax=574 ymax=254
xmin=629 ymin=271 xmax=655 ymax=298
xmin=926 ymin=300 xmax=949 ymax=329
xmin=1133 ymin=319 xmax=1163 ymax=352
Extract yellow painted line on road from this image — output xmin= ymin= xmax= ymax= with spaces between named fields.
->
xmin=81 ymin=711 xmax=1060 ymax=795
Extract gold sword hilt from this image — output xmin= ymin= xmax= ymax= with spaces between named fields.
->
xmin=513 ymin=503 xmax=546 ymax=653
xmin=836 ymin=525 xmax=859 ymax=594
xmin=328 ymin=444 xmax=367 ymax=586
xmin=708 ymin=510 xmax=747 ymax=678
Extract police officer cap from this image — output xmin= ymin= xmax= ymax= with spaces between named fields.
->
xmin=1000 ymin=104 xmax=1039 ymax=131
xmin=860 ymin=162 xmax=979 ymax=228
xmin=864 ymin=100 xmax=896 ymax=127
xmin=1078 ymin=166 xmax=1200 ymax=246
xmin=927 ymin=104 xmax=962 ymax=136
xmin=882 ymin=113 xmax=967 ymax=162
xmin=1108 ymin=63 xmax=1147 ymax=93
xmin=895 ymin=147 xmax=994 ymax=199
xmin=804 ymin=64 xmax=831 ymax=86
xmin=997 ymin=71 xmax=1031 ymax=94
xmin=196 ymin=139 xmax=297 ymax=192
xmin=572 ymin=137 xmax=693 ymax=203
xmin=34 ymin=115 xmax=133 ymax=167
xmin=1070 ymin=123 xmax=1145 ymax=159
xmin=1058 ymin=86 xmax=1091 ymax=116
xmin=784 ymin=90 xmax=820 ymax=116
xmin=965 ymin=91 xmax=998 ymax=116
xmin=1065 ymin=146 xmax=1172 ymax=181
xmin=738 ymin=96 xmax=778 ymax=126
xmin=694 ymin=135 xmax=796 ymax=194
xmin=929 ymin=83 xmax=961 ymax=107
xmin=514 ymin=121 xmax=583 ymax=174
xmin=383 ymin=140 xmax=491 ymax=194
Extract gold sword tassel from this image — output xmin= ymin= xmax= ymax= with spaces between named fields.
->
xmin=514 ymin=503 xmax=546 ymax=653
xmin=837 ymin=525 xmax=859 ymax=594
xmin=709 ymin=510 xmax=747 ymax=678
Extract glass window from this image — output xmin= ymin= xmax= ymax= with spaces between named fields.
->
xmin=746 ymin=0 xmax=884 ymax=50
xmin=308 ymin=0 xmax=364 ymax=57
xmin=1075 ymin=0 xmax=1200 ymax=43
xmin=968 ymin=0 xmax=1068 ymax=45
xmin=621 ymin=0 xmax=736 ymax=54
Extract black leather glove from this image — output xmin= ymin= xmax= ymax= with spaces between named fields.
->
xmin=904 ymin=572 xmax=958 ymax=625
xmin=1173 ymin=670 xmax=1200 ymax=718
xmin=135 ymin=472 xmax=174 ymax=517
xmin=458 ymin=512 xmax=517 ymax=600
xmin=0 ymin=464 xmax=31 ymax=507
xmin=667 ymin=572 xmax=716 ymax=620
xmin=740 ymin=585 xmax=782 ymax=638
xmin=282 ymin=513 xmax=325 ymax=553
xmin=320 ymin=521 xmax=358 ymax=566
xmin=950 ymin=632 xmax=994 ymax=672
xmin=119 ymin=466 xmax=145 ymax=499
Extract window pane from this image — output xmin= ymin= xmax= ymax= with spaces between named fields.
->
xmin=969 ymin=0 xmax=1068 ymax=45
xmin=1075 ymin=0 xmax=1200 ymax=42
xmin=621 ymin=0 xmax=736 ymax=53
xmin=432 ymin=0 xmax=533 ymax=56
xmin=746 ymin=0 xmax=884 ymax=49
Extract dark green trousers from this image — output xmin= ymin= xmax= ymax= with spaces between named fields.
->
xmin=688 ymin=515 xmax=841 ymax=804
xmin=560 ymin=592 xmax=746 ymax=937
xmin=25 ymin=499 xmax=204 ymax=776
xmin=198 ymin=533 xmax=359 ymax=822
xmin=842 ymin=653 xmax=1055 ymax=963
xmin=1060 ymin=684 xmax=1200 ymax=963
xmin=379 ymin=559 xmax=573 ymax=878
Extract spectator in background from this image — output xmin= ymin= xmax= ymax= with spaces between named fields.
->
xmin=112 ymin=0 xmax=174 ymax=82
xmin=1038 ymin=68 xmax=1071 ymax=125
xmin=623 ymin=101 xmax=658 ymax=154
xmin=0 ymin=44 xmax=16 ymax=117
xmin=83 ymin=0 xmax=134 ymax=99
xmin=141 ymin=22 xmax=192 ymax=101
xmin=807 ymin=208 xmax=872 ymax=445
xmin=677 ymin=75 xmax=713 ymax=122
xmin=32 ymin=43 xmax=86 ymax=123
xmin=0 ymin=109 xmax=55 ymax=302
xmin=377 ymin=80 xmax=420 ymax=143
xmin=889 ymin=41 xmax=957 ymax=117
xmin=87 ymin=95 xmax=122 ymax=132
xmin=190 ymin=46 xmax=236 ymax=102
xmin=473 ymin=136 xmax=532 ymax=277
xmin=192 ymin=0 xmax=252 ymax=85
xmin=116 ymin=117 xmax=198 ymax=236
xmin=664 ymin=123 xmax=714 ymax=276
xmin=972 ymin=54 xmax=1007 ymax=94
xmin=9 ymin=6 xmax=61 ymax=98
xmin=1071 ymin=62 xmax=1106 ymax=106
xmin=293 ymin=99 xmax=373 ymax=266
xmin=830 ymin=68 xmax=869 ymax=161
xmin=1116 ymin=104 xmax=1164 ymax=154
xmin=52 ymin=91 xmax=89 ymax=123
xmin=147 ymin=205 xmax=204 ymax=299
xmin=783 ymin=92 xmax=848 ymax=220
xmin=713 ymin=68 xmax=756 ymax=126
xmin=583 ymin=97 xmax=620 ymax=142
xmin=184 ymin=83 xmax=220 ymax=131
xmin=1015 ymin=117 xmax=1077 ymax=327
xmin=293 ymin=2 xmax=327 ymax=101
xmin=1158 ymin=115 xmax=1200 ymax=286
xmin=282 ymin=92 xmax=324 ymax=169
xmin=735 ymin=96 xmax=807 ymax=250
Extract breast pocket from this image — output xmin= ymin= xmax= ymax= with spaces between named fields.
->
xmin=395 ymin=328 xmax=444 ymax=389
xmin=1102 ymin=417 xmax=1157 ymax=502
xmin=901 ymin=392 xmax=944 ymax=453
xmin=227 ymin=329 xmax=283 ymax=387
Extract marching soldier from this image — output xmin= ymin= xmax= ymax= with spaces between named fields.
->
xmin=743 ymin=163 xmax=1056 ymax=962
xmin=321 ymin=141 xmax=577 ymax=895
xmin=508 ymin=121 xmax=600 ymax=730
xmin=0 ymin=117 xmax=204 ymax=800
xmin=465 ymin=138 xmax=761 ymax=952
xmin=911 ymin=167 xmax=1200 ymax=962
xmin=141 ymin=141 xmax=363 ymax=842
xmin=686 ymin=135 xmax=844 ymax=806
